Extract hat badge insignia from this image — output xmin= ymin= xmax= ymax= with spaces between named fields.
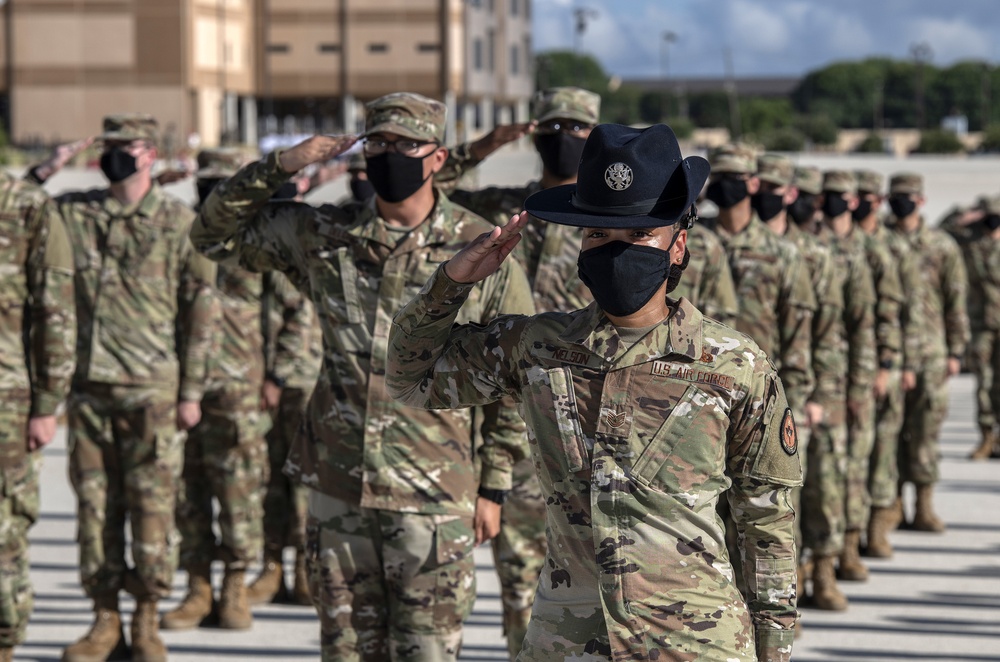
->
xmin=605 ymin=162 xmax=633 ymax=191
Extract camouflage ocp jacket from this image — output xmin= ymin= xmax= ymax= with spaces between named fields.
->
xmin=387 ymin=267 xmax=801 ymax=662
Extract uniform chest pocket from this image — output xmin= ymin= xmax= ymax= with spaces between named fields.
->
xmin=537 ymin=366 xmax=590 ymax=473
xmin=630 ymin=383 xmax=728 ymax=492
xmin=0 ymin=216 xmax=27 ymax=265
xmin=335 ymin=246 xmax=365 ymax=324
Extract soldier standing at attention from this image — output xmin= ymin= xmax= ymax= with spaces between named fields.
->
xmin=190 ymin=93 xmax=534 ymax=661
xmin=160 ymin=149 xmax=271 ymax=632
xmin=386 ymin=123 xmax=800 ymax=662
xmin=961 ymin=196 xmax=1000 ymax=460
xmin=27 ymin=115 xmax=218 ymax=662
xmin=0 ymin=173 xmax=75 ymax=662
xmin=815 ymin=172 xmax=877 ymax=587
xmin=887 ymin=173 xmax=969 ymax=532
xmin=852 ymin=170 xmax=912 ymax=557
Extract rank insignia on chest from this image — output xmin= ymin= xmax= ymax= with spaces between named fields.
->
xmin=780 ymin=408 xmax=797 ymax=455
xmin=700 ymin=348 xmax=715 ymax=363
xmin=604 ymin=410 xmax=627 ymax=428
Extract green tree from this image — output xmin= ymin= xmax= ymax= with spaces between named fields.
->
xmin=534 ymin=50 xmax=608 ymax=96
xmin=913 ymin=129 xmax=964 ymax=154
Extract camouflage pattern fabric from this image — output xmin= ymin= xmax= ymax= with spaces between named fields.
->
xmin=890 ymin=217 xmax=970 ymax=485
xmin=305 ymin=490 xmax=475 ymax=661
xmin=176 ymin=391 xmax=270 ymax=569
xmin=387 ymin=268 xmax=801 ymax=662
xmin=262 ymin=387 xmax=311 ymax=554
xmin=68 ymin=384 xmax=184 ymax=599
xmin=532 ymin=86 xmax=601 ymax=125
xmin=98 ymin=113 xmax=159 ymax=146
xmin=710 ymin=214 xmax=816 ymax=419
xmin=263 ymin=270 xmax=323 ymax=392
xmin=959 ymin=228 xmax=1000 ymax=431
xmin=673 ymin=223 xmax=740 ymax=325
xmin=364 ymin=92 xmax=447 ymax=143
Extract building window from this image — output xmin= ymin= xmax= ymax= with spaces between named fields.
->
xmin=418 ymin=43 xmax=440 ymax=53
xmin=369 ymin=43 xmax=389 ymax=53
xmin=487 ymin=29 xmax=495 ymax=72
xmin=487 ymin=0 xmax=494 ymax=11
xmin=469 ymin=0 xmax=481 ymax=6
xmin=510 ymin=44 xmax=519 ymax=75
xmin=512 ymin=0 xmax=519 ymax=15
xmin=266 ymin=44 xmax=289 ymax=53
xmin=525 ymin=0 xmax=531 ymax=20
xmin=318 ymin=43 xmax=341 ymax=53
xmin=473 ymin=38 xmax=483 ymax=70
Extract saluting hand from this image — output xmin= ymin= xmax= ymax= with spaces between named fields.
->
xmin=470 ymin=121 xmax=537 ymax=161
xmin=444 ymin=211 xmax=529 ymax=284
xmin=279 ymin=135 xmax=358 ymax=174
xmin=34 ymin=137 xmax=95 ymax=183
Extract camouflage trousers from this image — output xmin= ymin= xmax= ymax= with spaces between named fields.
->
xmin=868 ymin=370 xmax=904 ymax=508
xmin=0 ymin=395 xmax=37 ymax=648
xmin=845 ymin=397 xmax=876 ymax=531
xmin=490 ymin=457 xmax=546 ymax=661
xmin=899 ymin=357 xmax=949 ymax=486
xmin=176 ymin=390 xmax=270 ymax=570
xmin=261 ymin=387 xmax=310 ymax=554
xmin=801 ymin=399 xmax=848 ymax=556
xmin=68 ymin=383 xmax=183 ymax=600
xmin=304 ymin=489 xmax=476 ymax=662
xmin=969 ymin=330 xmax=1000 ymax=431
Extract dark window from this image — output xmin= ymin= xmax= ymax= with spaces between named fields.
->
xmin=473 ymin=38 xmax=483 ymax=70
xmin=510 ymin=44 xmax=519 ymax=75
xmin=469 ymin=0 xmax=480 ymax=6
xmin=368 ymin=43 xmax=389 ymax=53
xmin=418 ymin=43 xmax=439 ymax=53
xmin=318 ymin=43 xmax=341 ymax=53
xmin=487 ymin=29 xmax=495 ymax=71
xmin=511 ymin=0 xmax=519 ymax=15
xmin=266 ymin=44 xmax=289 ymax=53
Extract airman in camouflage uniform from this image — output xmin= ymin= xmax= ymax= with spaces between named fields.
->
xmin=28 ymin=115 xmax=219 ymax=661
xmin=813 ymin=171 xmax=877 ymax=592
xmin=386 ymin=123 xmax=800 ymax=662
xmin=161 ymin=148 xmax=271 ymax=633
xmin=852 ymin=169 xmax=912 ymax=558
xmin=248 ymin=269 xmax=323 ymax=605
xmin=960 ymin=196 xmax=1000 ymax=460
xmin=0 ymin=173 xmax=75 ymax=662
xmin=788 ymin=166 xmax=823 ymax=232
xmin=190 ymin=93 xmax=534 ymax=661
xmin=887 ymin=172 xmax=970 ymax=532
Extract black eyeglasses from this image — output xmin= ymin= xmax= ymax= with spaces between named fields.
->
xmin=534 ymin=120 xmax=593 ymax=136
xmin=363 ymin=137 xmax=438 ymax=157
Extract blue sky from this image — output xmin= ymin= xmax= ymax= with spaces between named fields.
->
xmin=533 ymin=0 xmax=1000 ymax=79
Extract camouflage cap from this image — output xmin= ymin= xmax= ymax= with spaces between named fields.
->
xmin=855 ymin=169 xmax=883 ymax=195
xmin=364 ymin=92 xmax=446 ymax=143
xmin=196 ymin=147 xmax=249 ymax=179
xmin=99 ymin=113 xmax=159 ymax=146
xmin=346 ymin=151 xmax=366 ymax=172
xmin=889 ymin=172 xmax=924 ymax=196
xmin=793 ymin=166 xmax=822 ymax=195
xmin=709 ymin=143 xmax=757 ymax=175
xmin=532 ymin=87 xmax=601 ymax=125
xmin=822 ymin=169 xmax=857 ymax=195
xmin=983 ymin=195 xmax=1000 ymax=216
xmin=757 ymin=153 xmax=794 ymax=186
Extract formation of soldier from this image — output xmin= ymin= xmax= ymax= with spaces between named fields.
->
xmin=0 ymin=83 xmax=992 ymax=662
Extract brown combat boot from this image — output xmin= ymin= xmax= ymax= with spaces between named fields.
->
xmin=885 ymin=495 xmax=904 ymax=531
xmin=969 ymin=426 xmax=996 ymax=460
xmin=864 ymin=506 xmax=895 ymax=558
xmin=247 ymin=551 xmax=285 ymax=606
xmin=291 ymin=550 xmax=312 ymax=606
xmin=837 ymin=529 xmax=869 ymax=581
xmin=160 ymin=564 xmax=214 ymax=630
xmin=218 ymin=568 xmax=253 ymax=630
xmin=912 ymin=483 xmax=946 ymax=532
xmin=809 ymin=555 xmax=848 ymax=611
xmin=61 ymin=593 xmax=129 ymax=662
xmin=130 ymin=599 xmax=167 ymax=662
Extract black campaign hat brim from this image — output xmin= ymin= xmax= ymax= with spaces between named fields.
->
xmin=524 ymin=156 xmax=711 ymax=228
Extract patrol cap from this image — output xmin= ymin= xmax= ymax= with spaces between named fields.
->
xmin=822 ymin=169 xmax=857 ymax=195
xmin=855 ymin=169 xmax=883 ymax=195
xmin=889 ymin=172 xmax=924 ymax=196
xmin=533 ymin=87 xmax=601 ymax=125
xmin=99 ymin=114 xmax=159 ymax=146
xmin=757 ymin=154 xmax=794 ymax=187
xmin=346 ymin=151 xmax=366 ymax=172
xmin=794 ymin=166 xmax=822 ymax=195
xmin=983 ymin=195 xmax=1000 ymax=216
xmin=709 ymin=143 xmax=757 ymax=175
xmin=364 ymin=92 xmax=446 ymax=143
xmin=195 ymin=148 xmax=248 ymax=179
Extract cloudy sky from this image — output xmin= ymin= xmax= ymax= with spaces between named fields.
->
xmin=533 ymin=0 xmax=1000 ymax=79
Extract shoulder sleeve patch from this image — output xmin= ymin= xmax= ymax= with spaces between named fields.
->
xmin=750 ymin=395 xmax=803 ymax=488
xmin=780 ymin=408 xmax=797 ymax=456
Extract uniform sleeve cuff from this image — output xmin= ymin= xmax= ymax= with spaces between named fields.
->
xmin=427 ymin=264 xmax=476 ymax=302
xmin=179 ymin=383 xmax=204 ymax=402
xmin=478 ymin=465 xmax=513 ymax=491
xmin=31 ymin=392 xmax=62 ymax=417
xmin=755 ymin=627 xmax=795 ymax=662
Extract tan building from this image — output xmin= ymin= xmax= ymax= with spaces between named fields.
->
xmin=0 ymin=0 xmax=533 ymax=149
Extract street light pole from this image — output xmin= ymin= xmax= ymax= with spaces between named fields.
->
xmin=660 ymin=31 xmax=677 ymax=121
xmin=572 ymin=7 xmax=598 ymax=80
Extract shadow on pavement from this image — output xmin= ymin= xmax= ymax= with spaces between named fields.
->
xmin=867 ymin=564 xmax=1000 ymax=578
xmin=802 ymin=650 xmax=1000 ymax=661
xmin=166 ymin=644 xmax=317 ymax=657
xmin=847 ymin=593 xmax=1000 ymax=610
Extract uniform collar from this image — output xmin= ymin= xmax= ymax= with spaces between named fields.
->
xmin=348 ymin=190 xmax=455 ymax=251
xmin=101 ymin=182 xmax=165 ymax=219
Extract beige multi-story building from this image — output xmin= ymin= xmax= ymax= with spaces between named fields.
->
xmin=0 ymin=0 xmax=533 ymax=149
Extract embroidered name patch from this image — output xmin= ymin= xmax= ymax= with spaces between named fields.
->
xmin=552 ymin=348 xmax=590 ymax=366
xmin=651 ymin=361 xmax=735 ymax=390
xmin=780 ymin=408 xmax=797 ymax=456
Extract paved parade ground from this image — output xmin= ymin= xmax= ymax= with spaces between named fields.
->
xmin=13 ymin=151 xmax=1000 ymax=661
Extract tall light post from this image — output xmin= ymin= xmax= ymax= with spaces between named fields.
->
xmin=572 ymin=7 xmax=598 ymax=80
xmin=910 ymin=41 xmax=933 ymax=129
xmin=660 ymin=31 xmax=677 ymax=121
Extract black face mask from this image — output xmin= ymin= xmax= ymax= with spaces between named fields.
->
xmin=366 ymin=151 xmax=431 ymax=203
xmin=534 ymin=132 xmax=587 ymax=179
xmin=788 ymin=194 xmax=816 ymax=226
xmin=350 ymin=178 xmax=375 ymax=202
xmin=888 ymin=195 xmax=917 ymax=219
xmin=578 ymin=240 xmax=674 ymax=317
xmin=751 ymin=192 xmax=785 ymax=222
xmin=667 ymin=247 xmax=690 ymax=294
xmin=705 ymin=177 xmax=749 ymax=209
xmin=197 ymin=178 xmax=223 ymax=206
xmin=852 ymin=198 xmax=873 ymax=221
xmin=985 ymin=214 xmax=1000 ymax=231
xmin=270 ymin=182 xmax=299 ymax=201
xmin=100 ymin=147 xmax=138 ymax=183
xmin=822 ymin=194 xmax=849 ymax=218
